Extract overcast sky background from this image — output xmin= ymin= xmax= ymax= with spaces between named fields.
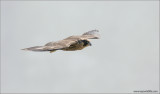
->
xmin=1 ymin=1 xmax=159 ymax=93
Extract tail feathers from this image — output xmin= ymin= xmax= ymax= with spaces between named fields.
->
xmin=22 ymin=46 xmax=47 ymax=52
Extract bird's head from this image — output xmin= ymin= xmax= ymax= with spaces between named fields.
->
xmin=82 ymin=40 xmax=92 ymax=47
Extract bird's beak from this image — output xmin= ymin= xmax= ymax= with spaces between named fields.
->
xmin=89 ymin=42 xmax=92 ymax=46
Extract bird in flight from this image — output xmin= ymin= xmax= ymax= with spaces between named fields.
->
xmin=22 ymin=30 xmax=100 ymax=53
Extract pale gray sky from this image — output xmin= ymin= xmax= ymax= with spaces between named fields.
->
xmin=1 ymin=1 xmax=159 ymax=93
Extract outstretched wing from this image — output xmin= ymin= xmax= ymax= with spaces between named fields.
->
xmin=22 ymin=37 xmax=81 ymax=52
xmin=22 ymin=45 xmax=65 ymax=51
xmin=44 ymin=36 xmax=80 ymax=48
xmin=81 ymin=30 xmax=100 ymax=39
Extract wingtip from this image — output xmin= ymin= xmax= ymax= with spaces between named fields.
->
xmin=93 ymin=29 xmax=99 ymax=32
xmin=83 ymin=30 xmax=99 ymax=35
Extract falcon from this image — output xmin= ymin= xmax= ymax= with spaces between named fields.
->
xmin=22 ymin=30 xmax=100 ymax=53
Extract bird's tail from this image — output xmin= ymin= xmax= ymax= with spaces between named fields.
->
xmin=22 ymin=46 xmax=47 ymax=52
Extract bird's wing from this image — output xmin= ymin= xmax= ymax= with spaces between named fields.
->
xmin=22 ymin=45 xmax=65 ymax=51
xmin=81 ymin=30 xmax=100 ymax=39
xmin=44 ymin=37 xmax=79 ymax=48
